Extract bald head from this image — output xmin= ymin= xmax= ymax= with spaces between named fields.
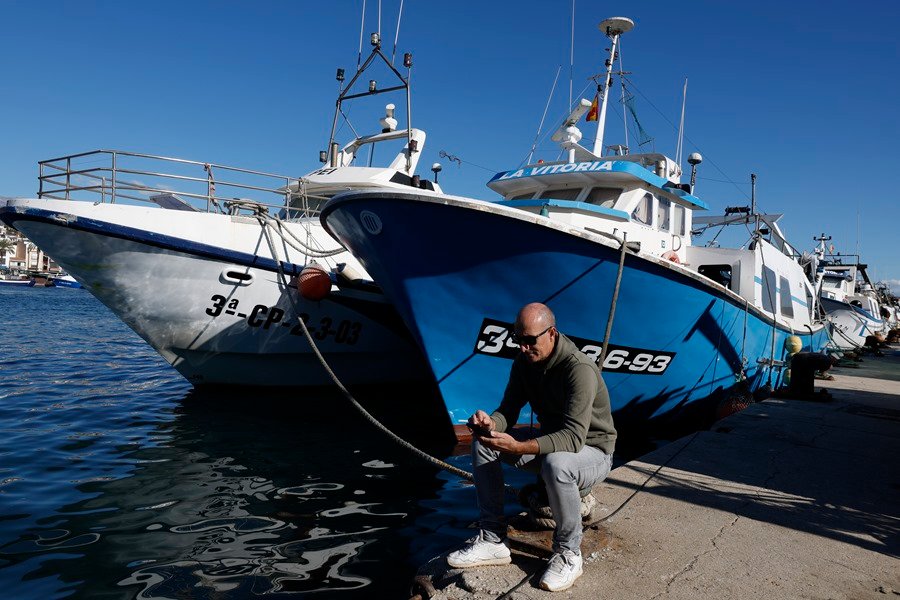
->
xmin=516 ymin=302 xmax=556 ymax=331
xmin=514 ymin=303 xmax=558 ymax=364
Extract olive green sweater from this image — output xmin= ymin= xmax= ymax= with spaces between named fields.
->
xmin=490 ymin=333 xmax=617 ymax=455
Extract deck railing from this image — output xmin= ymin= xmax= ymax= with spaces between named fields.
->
xmin=37 ymin=150 xmax=315 ymax=217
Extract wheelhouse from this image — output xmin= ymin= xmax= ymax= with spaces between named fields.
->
xmin=487 ymin=153 xmax=707 ymax=262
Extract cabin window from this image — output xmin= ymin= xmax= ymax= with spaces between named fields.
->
xmin=632 ymin=193 xmax=653 ymax=225
xmin=673 ymin=204 xmax=686 ymax=236
xmin=698 ymin=264 xmax=732 ymax=289
xmin=509 ymin=192 xmax=534 ymax=200
xmin=656 ymin=197 xmax=671 ymax=231
xmin=539 ymin=187 xmax=581 ymax=201
xmin=761 ymin=267 xmax=777 ymax=313
xmin=585 ymin=187 xmax=622 ymax=207
xmin=779 ymin=277 xmax=794 ymax=317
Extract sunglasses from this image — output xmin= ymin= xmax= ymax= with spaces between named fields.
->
xmin=511 ymin=326 xmax=553 ymax=346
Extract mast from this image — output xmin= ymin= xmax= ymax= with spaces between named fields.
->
xmin=593 ymin=17 xmax=634 ymax=156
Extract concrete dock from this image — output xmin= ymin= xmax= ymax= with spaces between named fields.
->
xmin=415 ymin=346 xmax=900 ymax=599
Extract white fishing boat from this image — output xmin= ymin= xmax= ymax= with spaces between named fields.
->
xmin=321 ymin=17 xmax=830 ymax=430
xmin=874 ymin=282 xmax=900 ymax=331
xmin=0 ymin=40 xmax=442 ymax=388
xmin=0 ymin=274 xmax=30 ymax=286
xmin=814 ymin=237 xmax=889 ymax=349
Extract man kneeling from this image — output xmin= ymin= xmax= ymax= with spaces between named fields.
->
xmin=447 ymin=303 xmax=617 ymax=592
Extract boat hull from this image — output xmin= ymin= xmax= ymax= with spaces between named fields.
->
xmin=0 ymin=198 xmax=429 ymax=387
xmin=51 ymin=275 xmax=83 ymax=288
xmin=820 ymin=296 xmax=884 ymax=349
xmin=322 ymin=191 xmax=829 ymax=427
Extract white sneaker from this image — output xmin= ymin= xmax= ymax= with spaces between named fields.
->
xmin=446 ymin=531 xmax=511 ymax=568
xmin=539 ymin=550 xmax=583 ymax=591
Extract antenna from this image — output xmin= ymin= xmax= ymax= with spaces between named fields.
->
xmin=593 ymin=16 xmax=634 ymax=156
xmin=618 ymin=38 xmax=628 ymax=151
xmin=357 ymin=0 xmax=367 ymax=69
xmin=525 ymin=66 xmax=562 ymax=165
xmin=750 ymin=173 xmax=757 ymax=215
xmin=569 ymin=0 xmax=575 ymax=110
xmin=676 ymin=78 xmax=688 ymax=166
xmin=392 ymin=0 xmax=405 ymax=64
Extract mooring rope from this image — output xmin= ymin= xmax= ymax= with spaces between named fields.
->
xmin=256 ymin=215 xmax=475 ymax=483
xmin=226 ymin=199 xmax=345 ymax=258
xmin=828 ymin=319 xmax=865 ymax=351
xmin=739 ymin=298 xmax=750 ymax=380
xmin=597 ymin=233 xmax=630 ymax=374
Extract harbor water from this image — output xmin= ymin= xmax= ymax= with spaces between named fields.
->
xmin=0 ymin=286 xmax=524 ymax=598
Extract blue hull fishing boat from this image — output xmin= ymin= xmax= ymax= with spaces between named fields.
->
xmin=50 ymin=274 xmax=83 ymax=289
xmin=321 ymin=17 xmax=829 ymax=430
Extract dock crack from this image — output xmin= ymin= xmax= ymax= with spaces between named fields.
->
xmin=649 ymin=515 xmax=740 ymax=599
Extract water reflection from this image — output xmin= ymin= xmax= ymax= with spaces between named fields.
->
xmin=1 ymin=387 xmax=472 ymax=599
xmin=0 ymin=288 xmax=531 ymax=598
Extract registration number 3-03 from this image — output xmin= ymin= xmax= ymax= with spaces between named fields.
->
xmin=204 ymin=294 xmax=362 ymax=345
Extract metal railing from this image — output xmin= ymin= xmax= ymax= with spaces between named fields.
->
xmin=37 ymin=150 xmax=317 ymax=217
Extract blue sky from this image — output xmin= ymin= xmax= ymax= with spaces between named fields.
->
xmin=1 ymin=1 xmax=898 ymax=291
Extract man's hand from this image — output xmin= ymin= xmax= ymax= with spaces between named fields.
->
xmin=467 ymin=410 xmax=539 ymax=455
xmin=477 ymin=431 xmax=539 ymax=455
xmin=467 ymin=410 xmax=495 ymax=437
xmin=469 ymin=410 xmax=494 ymax=431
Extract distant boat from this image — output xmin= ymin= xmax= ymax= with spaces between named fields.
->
xmin=0 ymin=275 xmax=30 ymax=286
xmin=813 ymin=238 xmax=888 ymax=349
xmin=322 ymin=17 xmax=830 ymax=430
xmin=50 ymin=274 xmax=82 ymax=288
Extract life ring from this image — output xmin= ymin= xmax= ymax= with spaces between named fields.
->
xmin=662 ymin=250 xmax=680 ymax=264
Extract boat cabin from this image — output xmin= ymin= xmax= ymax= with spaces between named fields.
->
xmin=688 ymin=213 xmax=818 ymax=331
xmin=487 ymin=153 xmax=708 ymax=262
xmin=820 ymin=266 xmax=856 ymax=303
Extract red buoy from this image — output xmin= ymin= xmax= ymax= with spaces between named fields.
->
xmin=297 ymin=262 xmax=331 ymax=301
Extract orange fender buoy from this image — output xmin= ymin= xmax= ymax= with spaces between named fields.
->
xmin=662 ymin=250 xmax=680 ymax=264
xmin=297 ymin=262 xmax=332 ymax=301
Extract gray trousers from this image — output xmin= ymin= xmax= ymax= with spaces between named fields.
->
xmin=473 ymin=430 xmax=612 ymax=553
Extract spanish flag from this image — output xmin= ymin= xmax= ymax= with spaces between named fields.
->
xmin=586 ymin=93 xmax=599 ymax=122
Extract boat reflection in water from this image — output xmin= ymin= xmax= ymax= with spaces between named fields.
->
xmin=4 ymin=387 xmax=470 ymax=598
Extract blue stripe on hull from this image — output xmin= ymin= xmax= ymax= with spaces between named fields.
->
xmin=323 ymin=194 xmax=829 ymax=427
xmin=0 ymin=208 xmax=306 ymax=275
